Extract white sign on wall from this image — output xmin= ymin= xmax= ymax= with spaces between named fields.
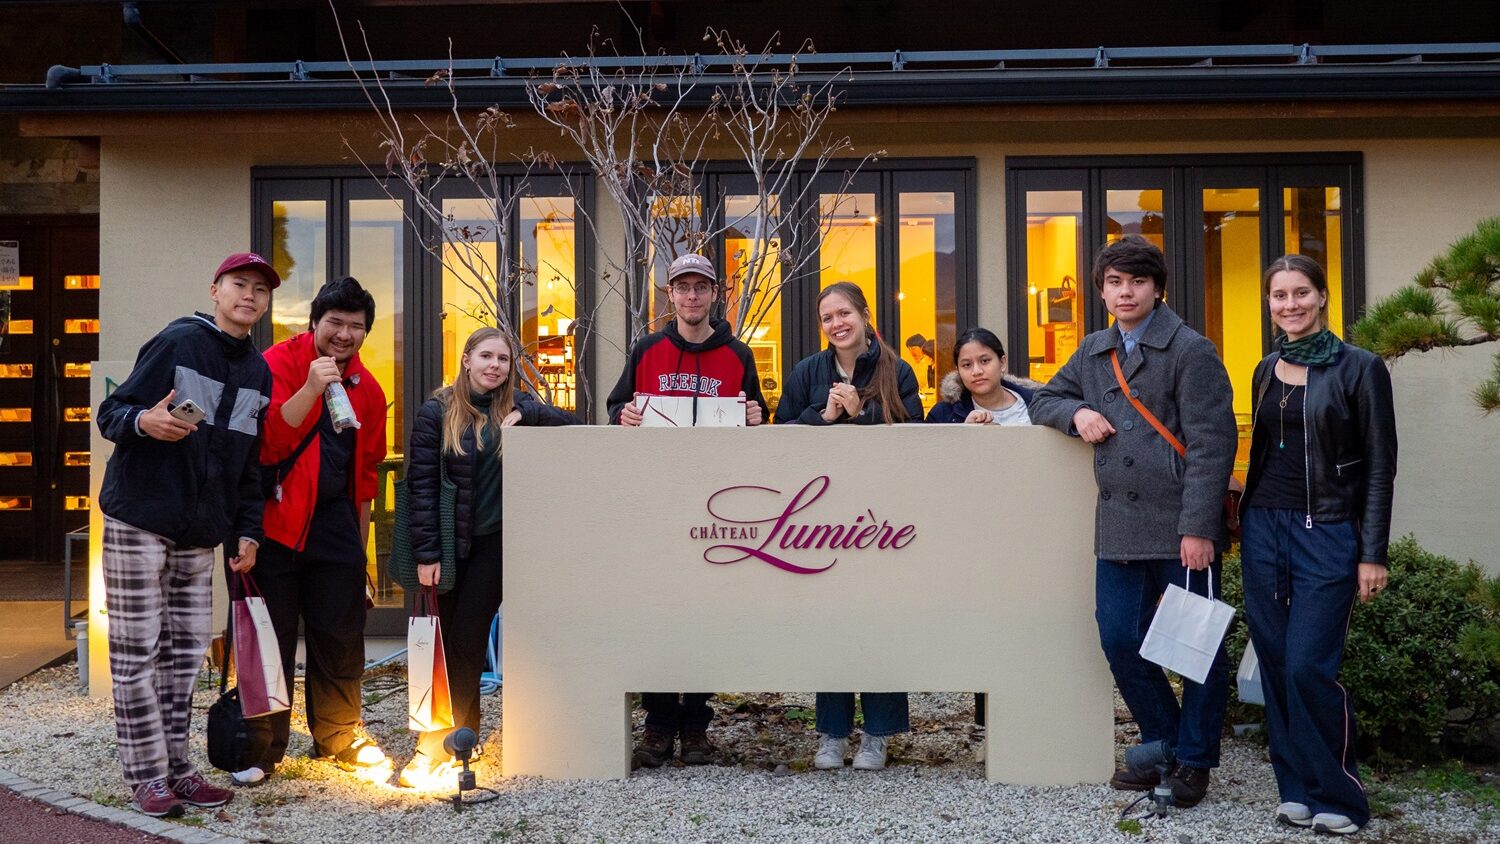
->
xmin=0 ymin=241 xmax=19 ymax=289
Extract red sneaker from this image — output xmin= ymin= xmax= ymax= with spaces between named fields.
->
xmin=169 ymin=772 xmax=233 ymax=808
xmin=130 ymin=778 xmax=184 ymax=818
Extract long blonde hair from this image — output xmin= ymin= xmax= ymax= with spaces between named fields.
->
xmin=437 ymin=326 xmax=519 ymax=460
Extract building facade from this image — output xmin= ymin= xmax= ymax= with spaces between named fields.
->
xmin=3 ymin=3 xmax=1498 ymax=640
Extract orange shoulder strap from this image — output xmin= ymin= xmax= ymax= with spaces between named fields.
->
xmin=1109 ymin=348 xmax=1186 ymax=459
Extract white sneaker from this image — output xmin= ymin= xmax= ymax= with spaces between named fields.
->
xmin=971 ymin=736 xmax=987 ymax=764
xmin=1276 ymin=802 xmax=1313 ymax=827
xmin=398 ymin=753 xmax=459 ymax=790
xmin=852 ymin=734 xmax=889 ymax=770
xmin=230 ymin=766 xmax=266 ymax=787
xmin=813 ymin=735 xmax=848 ymax=770
xmin=1311 ymin=812 xmax=1361 ymax=835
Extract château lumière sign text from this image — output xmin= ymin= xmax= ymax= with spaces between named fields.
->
xmin=691 ymin=475 xmax=917 ymax=574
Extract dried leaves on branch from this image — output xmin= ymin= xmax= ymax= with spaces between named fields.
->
xmin=528 ymin=26 xmax=879 ymax=343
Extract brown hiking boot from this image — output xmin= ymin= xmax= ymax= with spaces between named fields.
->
xmin=679 ymin=730 xmax=714 ymax=765
xmin=1166 ymin=764 xmax=1211 ymax=808
xmin=633 ymin=728 xmax=675 ymax=769
xmin=1109 ymin=765 xmax=1162 ymax=791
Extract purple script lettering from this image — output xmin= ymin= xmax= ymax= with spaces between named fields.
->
xmin=702 ymin=476 xmax=917 ymax=574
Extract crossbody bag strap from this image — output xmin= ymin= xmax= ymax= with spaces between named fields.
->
xmin=1109 ymin=348 xmax=1186 ymax=459
xmin=271 ymin=422 xmax=321 ymax=489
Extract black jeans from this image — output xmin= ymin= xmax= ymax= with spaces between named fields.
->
xmin=242 ymin=539 xmax=367 ymax=766
xmin=417 ymin=529 xmax=503 ymax=760
xmin=641 ymin=693 xmax=713 ymax=734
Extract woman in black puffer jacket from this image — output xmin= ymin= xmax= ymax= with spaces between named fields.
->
xmin=401 ymin=326 xmax=575 ymax=788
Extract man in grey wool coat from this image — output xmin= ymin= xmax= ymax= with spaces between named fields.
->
xmin=1029 ymin=235 xmax=1238 ymax=809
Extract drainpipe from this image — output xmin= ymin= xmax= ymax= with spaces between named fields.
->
xmin=122 ymin=1 xmax=185 ymax=65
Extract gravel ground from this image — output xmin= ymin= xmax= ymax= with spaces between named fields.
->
xmin=1 ymin=664 xmax=1497 ymax=844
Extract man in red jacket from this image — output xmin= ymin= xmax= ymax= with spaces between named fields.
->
xmin=606 ymin=253 xmax=767 ymax=768
xmin=233 ymin=276 xmax=390 ymax=786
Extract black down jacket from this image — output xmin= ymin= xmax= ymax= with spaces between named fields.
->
xmin=407 ymin=391 xmax=575 ymax=563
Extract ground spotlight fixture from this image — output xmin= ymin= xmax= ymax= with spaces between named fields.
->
xmin=442 ymin=727 xmax=498 ymax=811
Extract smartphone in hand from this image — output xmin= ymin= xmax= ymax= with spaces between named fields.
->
xmin=169 ymin=399 xmax=206 ymax=425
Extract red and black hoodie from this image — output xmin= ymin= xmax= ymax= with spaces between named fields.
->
xmin=606 ymin=318 xmax=768 ymax=425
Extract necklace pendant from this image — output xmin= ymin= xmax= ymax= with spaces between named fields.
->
xmin=1279 ymin=398 xmax=1288 ymax=409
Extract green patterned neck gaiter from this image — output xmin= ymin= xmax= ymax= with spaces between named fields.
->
xmin=1278 ymin=328 xmax=1341 ymax=367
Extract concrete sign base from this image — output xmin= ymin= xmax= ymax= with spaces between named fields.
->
xmin=501 ymin=425 xmax=1114 ymax=784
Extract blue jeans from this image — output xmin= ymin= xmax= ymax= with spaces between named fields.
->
xmin=1241 ymin=508 xmax=1368 ymax=826
xmin=815 ymin=693 xmax=910 ymax=738
xmin=1096 ymin=556 xmax=1229 ymax=769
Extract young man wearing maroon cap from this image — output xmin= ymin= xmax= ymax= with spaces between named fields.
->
xmin=605 ymin=252 xmax=767 ymax=767
xmin=96 ymin=252 xmax=278 ymax=816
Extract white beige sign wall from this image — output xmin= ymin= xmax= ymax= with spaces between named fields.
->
xmin=502 ymin=425 xmax=1114 ymax=784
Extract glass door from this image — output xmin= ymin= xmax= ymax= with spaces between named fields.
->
xmin=0 ymin=216 xmax=98 ymax=561
xmin=894 ymin=171 xmax=964 ymax=414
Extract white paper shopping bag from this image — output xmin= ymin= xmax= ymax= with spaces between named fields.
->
xmin=1237 ymin=639 xmax=1264 ymax=706
xmin=1139 ymin=567 xmax=1236 ymax=685
xmin=407 ymin=587 xmax=454 ymax=732
xmin=232 ymin=574 xmax=291 ymax=718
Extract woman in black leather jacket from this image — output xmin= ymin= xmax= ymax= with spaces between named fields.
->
xmin=1239 ymin=255 xmax=1397 ymax=837
xmin=400 ymin=326 xmax=575 ymax=788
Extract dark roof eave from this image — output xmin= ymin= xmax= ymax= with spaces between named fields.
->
xmin=4 ymin=65 xmax=1500 ymax=113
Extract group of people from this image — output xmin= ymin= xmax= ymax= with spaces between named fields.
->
xmin=97 ymin=237 xmax=1394 ymax=836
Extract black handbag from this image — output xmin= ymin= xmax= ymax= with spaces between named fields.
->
xmin=205 ymin=613 xmax=251 ymax=772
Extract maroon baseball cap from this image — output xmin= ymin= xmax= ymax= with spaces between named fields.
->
xmin=214 ymin=252 xmax=281 ymax=289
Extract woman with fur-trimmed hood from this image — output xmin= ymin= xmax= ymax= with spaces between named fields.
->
xmin=924 ymin=327 xmax=1040 ymax=424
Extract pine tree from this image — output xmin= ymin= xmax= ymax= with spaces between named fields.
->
xmin=1351 ymin=217 xmax=1500 ymax=412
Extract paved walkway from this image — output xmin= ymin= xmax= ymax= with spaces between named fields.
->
xmin=0 ymin=768 xmax=247 ymax=844
xmin=0 ymin=601 xmax=75 ymax=689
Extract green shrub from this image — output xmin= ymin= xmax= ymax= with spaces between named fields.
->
xmin=1220 ymin=536 xmax=1500 ymax=766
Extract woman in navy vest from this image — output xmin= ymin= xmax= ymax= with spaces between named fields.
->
xmin=774 ymin=281 xmax=921 ymax=771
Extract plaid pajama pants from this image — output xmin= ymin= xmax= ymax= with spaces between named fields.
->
xmin=102 ymin=515 xmax=216 ymax=786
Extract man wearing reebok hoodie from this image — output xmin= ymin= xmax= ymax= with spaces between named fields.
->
xmin=605 ymin=253 xmax=767 ymax=768
xmin=96 ymin=252 xmax=276 ymax=818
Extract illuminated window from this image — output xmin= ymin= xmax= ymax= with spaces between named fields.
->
xmin=6 ymin=320 xmax=32 ymax=335
xmin=63 ymin=452 xmax=89 ymax=467
xmin=520 ymin=195 xmax=579 ymax=412
xmin=0 ymin=364 xmax=33 ymax=378
xmin=0 ymin=497 xmax=32 ymax=510
xmin=65 ymin=275 xmax=101 ymax=290
xmin=6 ymin=276 xmax=33 ymax=291
xmin=0 ymin=408 xmax=31 ymax=422
xmin=896 ymin=188 xmax=958 ymax=413
xmin=64 ymin=318 xmax=100 ymax=334
xmin=349 ymin=197 xmax=405 ymax=459
xmin=64 ymin=496 xmax=90 ymax=511
xmin=1284 ymin=187 xmax=1345 ymax=338
xmin=0 ymin=452 xmax=32 ymax=467
xmin=269 ymin=199 xmax=328 ymax=345
xmin=1023 ymin=191 xmax=1085 ymax=383
xmin=723 ymin=194 xmax=784 ymax=414
xmin=1203 ymin=187 xmax=1264 ymax=474
xmin=64 ymin=362 xmax=90 ymax=378
xmin=63 ymin=407 xmax=89 ymax=422
xmin=440 ymin=197 xmax=501 ymax=385
xmin=818 ymin=192 xmax=879 ymax=326
xmin=646 ymin=195 xmax=704 ymax=331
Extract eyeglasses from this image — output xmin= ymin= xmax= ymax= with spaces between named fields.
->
xmin=670 ymin=282 xmax=714 ymax=297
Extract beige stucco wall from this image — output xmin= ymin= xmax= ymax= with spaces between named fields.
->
xmin=1388 ymin=344 xmax=1500 ymax=574
xmin=87 ymin=114 xmax=1500 ymax=590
